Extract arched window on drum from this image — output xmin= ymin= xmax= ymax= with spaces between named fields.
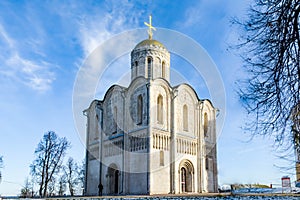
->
xmin=147 ymin=57 xmax=152 ymax=79
xmin=162 ymin=61 xmax=166 ymax=78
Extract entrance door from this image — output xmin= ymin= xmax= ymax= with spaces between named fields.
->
xmin=181 ymin=167 xmax=187 ymax=192
xmin=107 ymin=164 xmax=119 ymax=195
xmin=114 ymin=170 xmax=119 ymax=194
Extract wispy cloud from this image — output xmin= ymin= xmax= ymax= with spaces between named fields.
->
xmin=74 ymin=0 xmax=147 ymax=96
xmin=0 ymin=23 xmax=56 ymax=92
xmin=72 ymin=0 xmax=149 ymax=139
xmin=0 ymin=24 xmax=14 ymax=48
xmin=77 ymin=0 xmax=144 ymax=56
xmin=5 ymin=53 xmax=56 ymax=91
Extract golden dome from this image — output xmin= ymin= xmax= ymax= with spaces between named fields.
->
xmin=135 ymin=39 xmax=165 ymax=49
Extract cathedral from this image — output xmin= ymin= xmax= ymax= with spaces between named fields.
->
xmin=84 ymin=17 xmax=218 ymax=195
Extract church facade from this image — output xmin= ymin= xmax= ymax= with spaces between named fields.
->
xmin=84 ymin=30 xmax=218 ymax=195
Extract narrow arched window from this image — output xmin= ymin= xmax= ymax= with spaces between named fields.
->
xmin=137 ymin=95 xmax=143 ymax=124
xmin=205 ymin=157 xmax=209 ymax=170
xmin=183 ymin=104 xmax=188 ymax=131
xmin=162 ymin=61 xmax=166 ymax=78
xmin=95 ymin=114 xmax=99 ymax=139
xmin=160 ymin=150 xmax=164 ymax=166
xmin=113 ymin=107 xmax=117 ymax=134
xmin=204 ymin=112 xmax=208 ymax=137
xmin=135 ymin=61 xmax=138 ymax=76
xmin=157 ymin=95 xmax=163 ymax=124
xmin=147 ymin=57 xmax=152 ymax=79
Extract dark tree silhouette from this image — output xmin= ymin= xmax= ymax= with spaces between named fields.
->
xmin=236 ymin=0 xmax=300 ymax=148
xmin=30 ymin=131 xmax=70 ymax=197
xmin=292 ymin=104 xmax=300 ymax=144
xmin=57 ymin=173 xmax=67 ymax=196
xmin=20 ymin=178 xmax=34 ymax=198
xmin=78 ymin=160 xmax=85 ymax=195
xmin=64 ymin=157 xmax=79 ymax=196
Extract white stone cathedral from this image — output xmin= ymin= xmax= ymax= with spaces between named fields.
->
xmin=84 ymin=19 xmax=218 ymax=195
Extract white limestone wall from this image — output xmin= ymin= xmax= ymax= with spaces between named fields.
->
xmin=85 ymin=101 xmax=101 ymax=195
xmin=127 ymin=154 xmax=148 ymax=194
xmin=201 ymin=100 xmax=218 ymax=193
xmin=87 ymin=101 xmax=100 ymax=144
xmin=125 ymin=77 xmax=148 ymax=131
xmin=125 ymin=128 xmax=148 ymax=194
xmin=173 ymin=85 xmax=198 ymax=136
xmin=149 ymin=148 xmax=171 ymax=194
xmin=124 ymin=78 xmax=149 ymax=194
xmin=102 ymin=86 xmax=124 ymax=137
xmin=172 ymin=85 xmax=199 ymax=194
xmin=148 ymin=79 xmax=171 ymax=194
xmin=149 ymin=128 xmax=171 ymax=194
xmin=86 ymin=159 xmax=100 ymax=195
xmin=149 ymin=79 xmax=171 ymax=131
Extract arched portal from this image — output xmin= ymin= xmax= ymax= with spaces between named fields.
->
xmin=107 ymin=163 xmax=119 ymax=195
xmin=179 ymin=159 xmax=194 ymax=193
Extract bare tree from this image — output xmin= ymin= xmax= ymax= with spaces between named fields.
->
xmin=20 ymin=177 xmax=33 ymax=198
xmin=78 ymin=160 xmax=85 ymax=195
xmin=292 ymin=104 xmax=300 ymax=145
xmin=236 ymin=0 xmax=300 ymax=149
xmin=57 ymin=173 xmax=67 ymax=196
xmin=64 ymin=157 xmax=79 ymax=196
xmin=48 ymin=177 xmax=56 ymax=196
xmin=30 ymin=131 xmax=70 ymax=197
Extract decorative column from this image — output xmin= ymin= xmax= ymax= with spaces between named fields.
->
xmin=170 ymin=89 xmax=178 ymax=193
xmin=191 ymin=172 xmax=194 ymax=192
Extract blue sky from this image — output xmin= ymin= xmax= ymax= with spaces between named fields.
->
xmin=0 ymin=0 xmax=293 ymax=195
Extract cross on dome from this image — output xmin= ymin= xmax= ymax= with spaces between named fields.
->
xmin=144 ymin=15 xmax=156 ymax=40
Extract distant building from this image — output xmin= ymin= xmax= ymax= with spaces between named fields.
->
xmin=84 ymin=17 xmax=218 ymax=195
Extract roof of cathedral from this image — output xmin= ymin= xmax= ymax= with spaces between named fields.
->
xmin=134 ymin=39 xmax=165 ymax=49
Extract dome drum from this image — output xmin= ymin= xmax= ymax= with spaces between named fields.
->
xmin=131 ymin=39 xmax=170 ymax=81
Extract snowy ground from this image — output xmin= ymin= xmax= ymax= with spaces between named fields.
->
xmin=2 ymin=196 xmax=300 ymax=200
xmin=233 ymin=187 xmax=297 ymax=194
xmin=2 ymin=189 xmax=300 ymax=200
xmin=96 ymin=196 xmax=300 ymax=200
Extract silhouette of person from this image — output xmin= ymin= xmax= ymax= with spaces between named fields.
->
xmin=98 ymin=183 xmax=103 ymax=196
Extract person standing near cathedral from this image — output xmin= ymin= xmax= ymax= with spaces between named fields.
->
xmin=98 ymin=183 xmax=103 ymax=196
